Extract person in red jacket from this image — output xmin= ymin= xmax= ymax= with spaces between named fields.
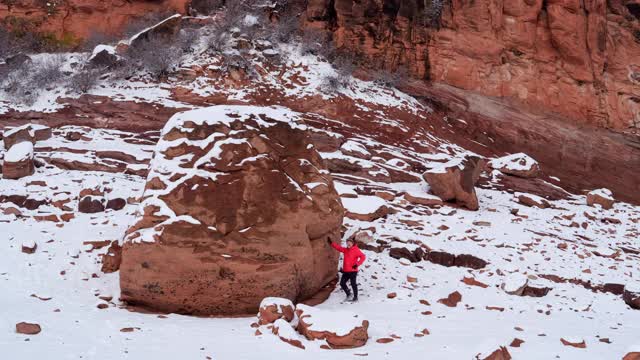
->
xmin=327 ymin=236 xmax=366 ymax=302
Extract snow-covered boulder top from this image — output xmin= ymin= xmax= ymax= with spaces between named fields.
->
xmin=120 ymin=105 xmax=344 ymax=316
xmin=489 ymin=152 xmax=540 ymax=178
xmin=4 ymin=141 xmax=34 ymax=163
xmin=3 ymin=124 xmax=51 ymax=149
xmin=587 ymin=188 xmax=615 ymax=210
xmin=295 ymin=304 xmax=369 ymax=348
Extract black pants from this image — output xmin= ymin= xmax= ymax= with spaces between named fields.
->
xmin=340 ymin=271 xmax=358 ymax=299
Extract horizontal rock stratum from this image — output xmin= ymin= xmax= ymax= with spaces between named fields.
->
xmin=120 ymin=105 xmax=344 ymax=315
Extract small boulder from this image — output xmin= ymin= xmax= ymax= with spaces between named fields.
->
xmin=623 ymin=353 xmax=640 ymax=360
xmin=258 ymin=297 xmax=295 ymax=325
xmin=106 ymin=198 xmax=127 ymax=211
xmin=586 ymin=188 xmax=614 ymax=210
xmin=422 ymin=155 xmax=485 ymax=210
xmin=89 ymin=45 xmax=119 ymax=68
xmin=21 ymin=239 xmax=37 ymax=254
xmin=295 ymin=304 xmax=369 ymax=348
xmin=489 ymin=153 xmax=540 ymax=178
xmin=2 ymin=141 xmax=35 ymax=179
xmin=16 ymin=322 xmax=41 ymax=335
xmin=481 ymin=346 xmax=512 ymax=360
xmin=78 ymin=195 xmax=106 ymax=213
xmin=437 ymin=291 xmax=462 ymax=307
xmin=560 ymin=338 xmax=586 ymax=348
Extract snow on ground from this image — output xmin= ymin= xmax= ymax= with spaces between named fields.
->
xmin=1 ymin=122 xmax=639 ymax=359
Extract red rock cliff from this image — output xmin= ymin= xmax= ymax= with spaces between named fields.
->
xmin=305 ymin=0 xmax=640 ymax=131
xmin=0 ymin=0 xmax=190 ymax=41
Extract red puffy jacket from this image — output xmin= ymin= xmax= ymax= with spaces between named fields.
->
xmin=331 ymin=242 xmax=366 ymax=272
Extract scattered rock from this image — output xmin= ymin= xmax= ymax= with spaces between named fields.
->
xmin=426 ymin=251 xmax=487 ymax=269
xmin=403 ymin=191 xmax=443 ymax=207
xmin=481 ymin=346 xmax=512 ymax=360
xmin=295 ymin=304 xmax=369 ymax=349
xmin=16 ymin=322 xmax=41 ymax=335
xmin=437 ymin=291 xmax=462 ymax=307
xmin=389 ymin=247 xmax=421 ymax=263
xmin=21 ymin=240 xmax=37 ymax=254
xmin=586 ymin=188 xmax=615 ymax=210
xmin=387 ymin=292 xmax=397 ymax=299
xmin=106 ymin=198 xmax=127 ymax=211
xmin=516 ymin=193 xmax=550 ymax=209
xmin=78 ymin=196 xmax=106 ymax=214
xmin=258 ymin=297 xmax=295 ymax=325
xmin=489 ymin=153 xmax=540 ymax=178
xmin=560 ymin=338 xmax=586 ymax=348
xmin=101 ymin=241 xmax=122 ymax=273
xmin=422 ymin=155 xmax=485 ymax=210
xmin=462 ymin=276 xmax=488 ymax=288
xmin=376 ymin=338 xmax=394 ymax=344
xmin=509 ymin=338 xmax=524 ymax=348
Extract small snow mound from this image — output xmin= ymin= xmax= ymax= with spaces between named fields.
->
xmin=489 ymin=153 xmax=539 ymax=178
xmin=295 ymin=304 xmax=363 ymax=337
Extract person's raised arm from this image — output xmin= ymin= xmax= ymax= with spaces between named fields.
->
xmin=327 ymin=237 xmax=347 ymax=253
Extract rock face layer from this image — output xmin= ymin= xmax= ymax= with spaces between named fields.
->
xmin=0 ymin=0 xmax=190 ymax=41
xmin=305 ymin=0 xmax=640 ymax=131
xmin=120 ymin=105 xmax=344 ymax=315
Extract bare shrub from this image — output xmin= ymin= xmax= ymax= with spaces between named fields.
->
xmin=177 ymin=28 xmax=198 ymax=53
xmin=373 ymin=65 xmax=409 ymax=88
xmin=190 ymin=0 xmax=224 ymax=15
xmin=2 ymin=63 xmax=39 ymax=106
xmin=267 ymin=15 xmax=300 ymax=44
xmin=69 ymin=66 xmax=101 ymax=94
xmin=31 ymin=54 xmax=65 ymax=89
xmin=300 ymin=28 xmax=334 ymax=59
xmin=125 ymin=39 xmax=183 ymax=80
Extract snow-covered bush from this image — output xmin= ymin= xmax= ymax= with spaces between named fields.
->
xmin=70 ymin=67 xmax=101 ymax=94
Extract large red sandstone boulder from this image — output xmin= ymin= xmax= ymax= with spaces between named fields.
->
xmin=586 ymin=188 xmax=615 ymax=210
xmin=3 ymin=124 xmax=51 ymax=149
xmin=120 ymin=106 xmax=344 ymax=315
xmin=489 ymin=153 xmax=540 ymax=178
xmin=422 ymin=155 xmax=485 ymax=210
xmin=258 ymin=297 xmax=295 ymax=325
xmin=624 ymin=353 xmax=640 ymax=360
xmin=295 ymin=304 xmax=369 ymax=348
xmin=2 ymin=141 xmax=35 ymax=179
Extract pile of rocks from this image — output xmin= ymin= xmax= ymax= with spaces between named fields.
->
xmin=256 ymin=297 xmax=369 ymax=349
